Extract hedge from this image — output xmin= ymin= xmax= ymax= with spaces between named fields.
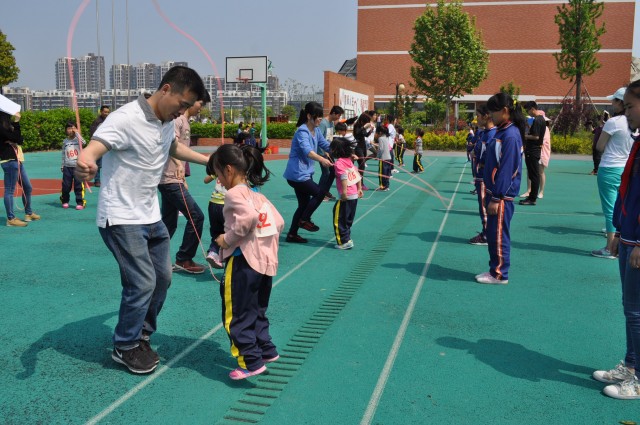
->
xmin=17 ymin=109 xmax=594 ymax=155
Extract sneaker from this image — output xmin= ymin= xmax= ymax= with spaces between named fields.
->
xmin=24 ymin=212 xmax=41 ymax=221
xmin=229 ymin=365 xmax=267 ymax=380
xmin=325 ymin=192 xmax=336 ymax=200
xmin=475 ymin=272 xmax=491 ymax=280
xmin=375 ymin=187 xmax=389 ymax=192
xmin=335 ymin=240 xmax=355 ymax=250
xmin=6 ymin=217 xmax=28 ymax=227
xmin=519 ymin=199 xmax=536 ymax=206
xmin=476 ymin=274 xmax=508 ymax=285
xmin=391 ymin=169 xmax=399 ymax=174
xmin=62 ymin=203 xmax=69 ymax=209
xmin=591 ymin=247 xmax=617 ymax=259
xmin=593 ymin=361 xmax=635 ymax=384
xmin=174 ymin=259 xmax=206 ymax=274
xmin=519 ymin=192 xmax=530 ymax=198
xmin=263 ymin=355 xmax=280 ymax=363
xmin=286 ymin=233 xmax=308 ymax=243
xmin=206 ymin=251 xmax=224 ymax=269
xmin=111 ymin=345 xmax=158 ymax=374
xmin=139 ymin=338 xmax=160 ymax=365
xmin=469 ymin=233 xmax=488 ymax=246
xmin=603 ymin=377 xmax=640 ymax=400
xmin=75 ymin=205 xmax=84 ymax=210
xmin=538 ymin=193 xmax=544 ymax=199
xmin=299 ymin=220 xmax=319 ymax=232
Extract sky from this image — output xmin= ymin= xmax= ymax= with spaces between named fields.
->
xmin=2 ymin=0 xmax=358 ymax=91
xmin=2 ymin=1 xmax=639 ymax=92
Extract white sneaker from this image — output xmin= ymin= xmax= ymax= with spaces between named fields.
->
xmin=335 ymin=240 xmax=354 ymax=250
xmin=475 ymin=271 xmax=491 ymax=280
xmin=593 ymin=361 xmax=635 ymax=384
xmin=603 ymin=377 xmax=640 ymax=399
xmin=476 ymin=273 xmax=508 ymax=285
xmin=391 ymin=169 xmax=399 ymax=174
xmin=591 ymin=247 xmax=616 ymax=259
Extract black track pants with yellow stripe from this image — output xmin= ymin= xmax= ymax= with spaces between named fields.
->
xmin=220 ymin=254 xmax=277 ymax=371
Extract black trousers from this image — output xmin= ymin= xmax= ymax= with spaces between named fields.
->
xmin=524 ymin=148 xmax=541 ymax=201
xmin=333 ymin=198 xmax=358 ymax=244
xmin=221 ymin=254 xmax=277 ymax=371
xmin=61 ymin=166 xmax=85 ymax=205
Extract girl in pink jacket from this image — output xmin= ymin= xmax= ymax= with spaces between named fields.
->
xmin=208 ymin=144 xmax=284 ymax=380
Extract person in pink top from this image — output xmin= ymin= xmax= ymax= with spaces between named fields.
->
xmin=209 ymin=144 xmax=284 ymax=380
xmin=331 ymin=137 xmax=363 ymax=250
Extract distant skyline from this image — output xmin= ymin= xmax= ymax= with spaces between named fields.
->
xmin=3 ymin=0 xmax=358 ymax=91
xmin=3 ymin=1 xmax=639 ymax=92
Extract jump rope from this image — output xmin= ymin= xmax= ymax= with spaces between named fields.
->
xmin=63 ymin=1 xmax=449 ymax=285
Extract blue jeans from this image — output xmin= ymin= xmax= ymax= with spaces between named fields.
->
xmin=99 ymin=221 xmax=172 ymax=349
xmin=618 ymin=243 xmax=640 ymax=378
xmin=158 ymin=183 xmax=204 ymax=262
xmin=2 ymin=160 xmax=33 ymax=219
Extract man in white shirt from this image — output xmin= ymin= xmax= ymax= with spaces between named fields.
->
xmin=75 ymin=66 xmax=209 ymax=375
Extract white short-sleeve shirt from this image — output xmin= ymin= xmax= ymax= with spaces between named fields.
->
xmin=600 ymin=115 xmax=633 ymax=168
xmin=92 ymin=95 xmax=176 ymax=227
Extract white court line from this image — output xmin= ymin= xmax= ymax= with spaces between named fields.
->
xmin=360 ymin=163 xmax=468 ymax=425
xmin=442 ymin=208 xmax=600 ymax=217
xmin=86 ymin=161 xmax=438 ymax=424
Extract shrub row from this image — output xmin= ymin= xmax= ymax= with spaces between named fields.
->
xmin=17 ymin=109 xmax=594 ymax=155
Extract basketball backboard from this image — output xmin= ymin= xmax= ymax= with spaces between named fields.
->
xmin=226 ymin=56 xmax=268 ymax=84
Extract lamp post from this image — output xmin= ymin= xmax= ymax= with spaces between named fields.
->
xmin=389 ymin=82 xmax=405 ymax=120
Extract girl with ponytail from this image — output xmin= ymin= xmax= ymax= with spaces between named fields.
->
xmin=475 ymin=92 xmax=524 ymax=285
xmin=283 ymin=102 xmax=333 ymax=243
xmin=207 ymin=143 xmax=284 ymax=381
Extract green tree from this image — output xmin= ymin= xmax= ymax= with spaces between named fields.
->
xmin=409 ymin=0 xmax=488 ymax=131
xmin=553 ymin=0 xmax=606 ymax=108
xmin=281 ymin=105 xmax=296 ymax=121
xmin=0 ymin=31 xmax=20 ymax=93
xmin=499 ymin=81 xmax=522 ymax=100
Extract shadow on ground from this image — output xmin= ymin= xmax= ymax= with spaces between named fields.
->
xmin=437 ymin=336 xmax=600 ymax=389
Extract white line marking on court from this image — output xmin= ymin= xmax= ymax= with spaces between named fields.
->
xmin=441 ymin=208 xmax=600 ymax=217
xmin=86 ymin=161 xmax=438 ymax=424
xmin=360 ymin=163 xmax=467 ymax=425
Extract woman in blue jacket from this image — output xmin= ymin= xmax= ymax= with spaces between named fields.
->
xmin=283 ymin=102 xmax=333 ymax=243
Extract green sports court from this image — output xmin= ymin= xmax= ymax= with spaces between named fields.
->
xmin=1 ymin=149 xmax=638 ymax=425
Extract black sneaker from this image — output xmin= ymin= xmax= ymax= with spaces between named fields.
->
xmin=139 ymin=338 xmax=160 ymax=365
xmin=112 ymin=345 xmax=158 ymax=374
xmin=469 ymin=232 xmax=488 ymax=246
xmin=299 ymin=220 xmax=319 ymax=232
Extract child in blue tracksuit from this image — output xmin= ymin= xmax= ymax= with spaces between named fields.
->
xmin=592 ymin=79 xmax=640 ymax=400
xmin=469 ymin=105 xmax=497 ymax=246
xmin=476 ymin=93 xmax=524 ymax=285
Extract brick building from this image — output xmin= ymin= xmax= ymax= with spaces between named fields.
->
xmin=356 ymin=0 xmax=637 ymax=108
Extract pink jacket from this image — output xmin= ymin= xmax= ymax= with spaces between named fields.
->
xmin=220 ymin=185 xmax=284 ymax=276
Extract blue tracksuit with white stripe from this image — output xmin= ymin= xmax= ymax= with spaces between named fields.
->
xmin=473 ymin=127 xmax=497 ymax=236
xmin=482 ymin=122 xmax=523 ymax=281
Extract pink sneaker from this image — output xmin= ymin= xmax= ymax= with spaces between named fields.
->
xmin=62 ymin=203 xmax=69 ymax=209
xmin=263 ymin=355 xmax=280 ymax=363
xmin=75 ymin=205 xmax=84 ymax=210
xmin=229 ymin=365 xmax=267 ymax=380
xmin=206 ymin=251 xmax=223 ymax=269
